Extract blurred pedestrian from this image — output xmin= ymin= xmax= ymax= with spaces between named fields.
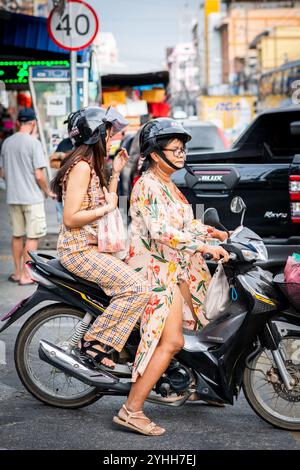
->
xmin=0 ymin=108 xmax=55 ymax=285
xmin=49 ymin=137 xmax=73 ymax=170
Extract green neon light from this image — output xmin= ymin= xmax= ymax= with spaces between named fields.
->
xmin=5 ymin=79 xmax=27 ymax=83
xmin=0 ymin=60 xmax=69 ymax=66
xmin=0 ymin=60 xmax=70 ymax=84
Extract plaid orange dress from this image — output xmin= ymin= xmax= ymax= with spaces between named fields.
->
xmin=57 ymin=159 xmax=152 ymax=353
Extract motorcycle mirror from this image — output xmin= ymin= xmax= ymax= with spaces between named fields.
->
xmin=202 ymin=207 xmax=228 ymax=232
xmin=184 ymin=164 xmax=198 ymax=188
xmin=230 ymin=196 xmax=246 ymax=214
xmin=202 ymin=208 xmax=220 ymax=226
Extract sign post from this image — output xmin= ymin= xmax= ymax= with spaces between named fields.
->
xmin=70 ymin=50 xmax=77 ymax=111
xmin=48 ymin=0 xmax=99 ymax=111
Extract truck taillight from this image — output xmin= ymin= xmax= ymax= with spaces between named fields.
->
xmin=291 ymin=202 xmax=300 ymax=223
xmin=289 ymin=175 xmax=300 ymax=222
xmin=289 ymin=175 xmax=300 ymax=201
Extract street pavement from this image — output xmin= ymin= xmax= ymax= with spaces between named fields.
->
xmin=0 ymin=185 xmax=299 ymax=450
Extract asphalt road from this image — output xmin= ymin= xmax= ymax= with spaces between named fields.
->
xmin=0 ymin=187 xmax=299 ymax=450
xmin=0 ymin=313 xmax=299 ymax=451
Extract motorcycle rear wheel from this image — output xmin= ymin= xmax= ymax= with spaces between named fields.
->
xmin=14 ymin=305 xmax=103 ymax=409
xmin=243 ymin=333 xmax=300 ymax=431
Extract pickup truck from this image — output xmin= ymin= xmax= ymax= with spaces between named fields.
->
xmin=172 ymin=107 xmax=300 ymax=271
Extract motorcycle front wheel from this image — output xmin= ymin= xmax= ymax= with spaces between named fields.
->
xmin=243 ymin=333 xmax=300 ymax=431
xmin=14 ymin=304 xmax=102 ymax=409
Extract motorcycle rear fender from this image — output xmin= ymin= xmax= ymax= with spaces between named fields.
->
xmin=0 ymin=286 xmax=80 ymax=333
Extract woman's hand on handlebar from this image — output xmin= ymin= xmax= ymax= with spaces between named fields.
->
xmin=200 ymin=244 xmax=230 ymax=262
xmin=206 ymin=226 xmax=228 ymax=242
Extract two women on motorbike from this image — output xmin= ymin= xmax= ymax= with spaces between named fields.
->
xmin=52 ymin=107 xmax=229 ymax=436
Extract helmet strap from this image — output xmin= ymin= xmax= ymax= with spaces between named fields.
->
xmin=156 ymin=148 xmax=183 ymax=171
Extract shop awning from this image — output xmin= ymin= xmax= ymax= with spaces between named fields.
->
xmin=0 ymin=10 xmax=85 ymax=60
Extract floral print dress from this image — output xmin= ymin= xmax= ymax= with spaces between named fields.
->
xmin=126 ymin=170 xmax=212 ymax=381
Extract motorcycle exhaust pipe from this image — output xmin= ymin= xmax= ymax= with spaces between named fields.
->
xmin=38 ymin=340 xmax=131 ymax=393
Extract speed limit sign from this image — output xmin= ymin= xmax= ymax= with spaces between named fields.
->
xmin=47 ymin=0 xmax=99 ymax=51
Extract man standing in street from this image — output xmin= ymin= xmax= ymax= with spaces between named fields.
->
xmin=0 ymin=108 xmax=55 ymax=285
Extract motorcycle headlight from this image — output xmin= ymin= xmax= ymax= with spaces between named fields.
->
xmin=241 ymin=249 xmax=258 ymax=261
xmin=242 ymin=242 xmax=268 ymax=262
xmin=255 ymin=242 xmax=268 ymax=261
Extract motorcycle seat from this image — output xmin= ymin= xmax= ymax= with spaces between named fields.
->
xmin=47 ymin=259 xmax=107 ymax=293
xmin=29 ymin=252 xmax=109 ymax=299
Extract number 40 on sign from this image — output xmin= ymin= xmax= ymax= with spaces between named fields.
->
xmin=47 ymin=0 xmax=99 ymax=51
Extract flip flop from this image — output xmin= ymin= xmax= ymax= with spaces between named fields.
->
xmin=8 ymin=274 xmax=20 ymax=283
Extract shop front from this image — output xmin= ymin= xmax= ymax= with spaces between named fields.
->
xmin=100 ymin=71 xmax=170 ymax=154
xmin=0 ymin=10 xmax=88 ymax=155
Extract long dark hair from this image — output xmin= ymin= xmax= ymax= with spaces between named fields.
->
xmin=51 ymin=129 xmax=110 ymax=202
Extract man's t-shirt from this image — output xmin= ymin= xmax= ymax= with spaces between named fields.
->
xmin=0 ymin=132 xmax=46 ymax=205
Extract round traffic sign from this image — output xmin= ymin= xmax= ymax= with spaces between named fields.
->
xmin=47 ymin=0 xmax=99 ymax=51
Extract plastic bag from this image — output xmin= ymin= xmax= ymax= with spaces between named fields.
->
xmin=283 ymin=253 xmax=300 ymax=309
xmin=284 ymin=253 xmax=300 ymax=284
xmin=204 ymin=262 xmax=230 ymax=320
xmin=98 ymin=208 xmax=126 ymax=254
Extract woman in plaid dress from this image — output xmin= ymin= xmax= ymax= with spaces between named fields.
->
xmin=52 ymin=107 xmax=153 ymax=369
xmin=53 ymin=108 xmax=190 ymax=436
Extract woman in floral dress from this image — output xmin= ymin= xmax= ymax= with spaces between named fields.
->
xmin=113 ymin=118 xmax=229 ymax=436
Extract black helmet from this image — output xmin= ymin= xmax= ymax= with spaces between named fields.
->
xmin=66 ymin=106 xmax=128 ymax=146
xmin=139 ymin=118 xmax=192 ymax=158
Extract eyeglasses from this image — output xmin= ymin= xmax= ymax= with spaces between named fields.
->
xmin=162 ymin=147 xmax=188 ymax=157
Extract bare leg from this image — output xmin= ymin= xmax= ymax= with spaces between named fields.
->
xmin=11 ymin=236 xmax=24 ymax=281
xmin=179 ymin=281 xmax=199 ymax=329
xmin=20 ymin=238 xmax=39 ymax=284
xmin=179 ymin=281 xmax=196 ymax=314
xmin=116 ymin=285 xmax=184 ymax=434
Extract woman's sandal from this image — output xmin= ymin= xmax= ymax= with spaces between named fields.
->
xmin=78 ymin=339 xmax=116 ymax=369
xmin=113 ymin=404 xmax=166 ymax=436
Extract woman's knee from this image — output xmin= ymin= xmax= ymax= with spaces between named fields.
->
xmin=161 ymin=335 xmax=185 ymax=354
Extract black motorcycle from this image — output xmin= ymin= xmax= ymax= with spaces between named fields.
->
xmin=1 ymin=197 xmax=300 ymax=430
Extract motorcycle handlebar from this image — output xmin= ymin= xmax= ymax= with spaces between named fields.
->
xmin=203 ymin=252 xmax=237 ymax=262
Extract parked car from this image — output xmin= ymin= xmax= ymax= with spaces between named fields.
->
xmin=182 ymin=119 xmax=230 ymax=155
xmin=172 ymin=107 xmax=300 ymax=271
xmin=124 ymin=120 xmax=229 ymax=196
